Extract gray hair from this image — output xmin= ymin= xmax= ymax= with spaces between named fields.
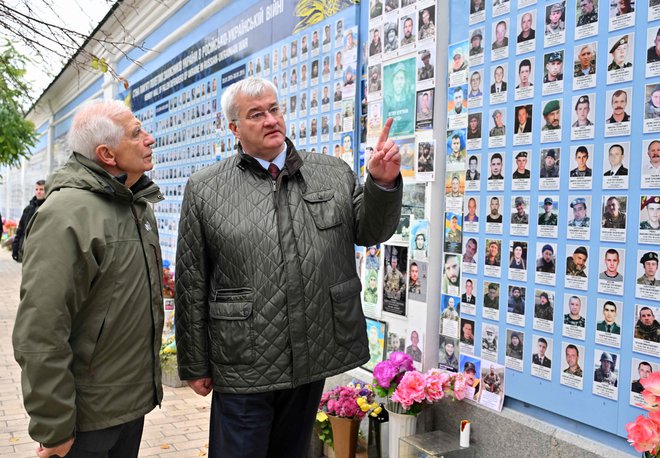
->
xmin=221 ymin=77 xmax=279 ymax=123
xmin=67 ymin=99 xmax=131 ymax=161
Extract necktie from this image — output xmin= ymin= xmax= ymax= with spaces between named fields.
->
xmin=268 ymin=163 xmax=280 ymax=180
xmin=607 ymin=325 xmax=611 ymax=333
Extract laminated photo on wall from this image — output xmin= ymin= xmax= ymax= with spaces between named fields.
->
xmin=640 ymin=195 xmax=660 ymax=244
xmin=363 ymin=318 xmax=387 ymax=372
xmin=459 ymin=354 xmax=482 ymax=402
xmin=397 ymin=137 xmax=416 ymax=181
xmin=485 ymin=195 xmax=504 ymax=236
xmin=595 ymin=299 xmax=622 ymax=348
xmin=466 ymin=113 xmax=482 ymax=151
xmin=418 ymin=5 xmax=436 ymax=42
xmin=367 ymin=64 xmax=382 ymax=99
xmin=505 ymin=329 xmax=525 ymax=372
xmin=447 ymin=41 xmax=467 ymax=87
xmin=410 ymin=219 xmax=430 ymax=261
xmin=575 ymin=0 xmax=599 ymax=39
xmin=463 ymin=196 xmax=480 ymax=233
xmin=416 ymin=139 xmax=435 ymax=181
xmin=469 ymin=27 xmax=485 ymax=67
xmin=642 ymin=139 xmax=660 ymax=188
xmin=514 ymin=57 xmax=535 ymax=101
xmin=479 ymin=362 xmax=505 ymax=411
xmin=609 ymin=0 xmax=634 ymax=31
xmin=603 ymin=142 xmax=629 ymax=189
xmin=404 ymin=327 xmax=424 ymax=371
xmin=600 ymin=195 xmax=627 ymax=243
xmin=438 ymin=335 xmax=459 ymax=372
xmin=511 ymin=151 xmax=531 ymax=191
xmin=468 ymin=69 xmax=484 ymax=108
xmin=469 ymin=0 xmax=486 ymax=24
xmin=632 ymin=304 xmax=660 ymax=357
xmin=461 ymin=277 xmax=478 ymax=315
xmin=488 ymin=109 xmax=506 ymax=148
xmin=644 ymin=83 xmax=660 ymax=133
xmin=506 ymin=285 xmax=526 ymax=327
xmin=531 ymin=335 xmax=553 ymax=381
xmin=509 ymin=195 xmax=530 ymax=237
xmin=563 ymin=294 xmax=587 ymax=341
xmin=402 ymin=183 xmax=426 ymax=220
xmin=481 ymin=323 xmax=499 ymax=362
xmin=598 ymin=247 xmax=625 ymax=296
xmin=382 ymin=244 xmax=408 ymax=316
xmin=415 ymin=89 xmax=434 ymax=131
xmin=573 ymin=42 xmax=597 ymax=90
xmin=440 ymin=295 xmax=461 ymax=340
xmin=560 ymin=342 xmax=585 ymax=390
xmin=636 ymin=250 xmax=660 ymax=300
xmin=445 ymin=171 xmax=465 ymax=213
xmin=444 ymin=212 xmax=463 ymax=254
xmin=592 ymin=349 xmax=619 ymax=401
xmin=565 ymin=244 xmax=589 ymax=291
xmin=533 ymin=288 xmax=555 ymax=333
xmin=460 ymin=317 xmax=476 ymax=355
xmin=605 ymin=87 xmax=632 ymax=137
xmin=493 ymin=0 xmax=510 ymax=17
xmin=647 ymin=25 xmax=660 ymax=77
xmin=447 ymin=85 xmax=468 ymax=130
xmin=465 ymin=153 xmax=481 ymax=191
xmin=570 ymin=95 xmax=595 ymax=141
xmin=567 ymin=196 xmax=592 ymax=241
xmin=491 ymin=18 xmax=510 ymax=61
xmin=383 ymin=57 xmax=416 ymax=136
xmin=540 ymin=99 xmax=562 ymax=143
xmin=606 ymin=33 xmax=634 ymax=85
xmin=537 ymin=196 xmax=559 ymax=238
xmin=386 ymin=319 xmax=408 ymax=358
xmin=568 ymin=144 xmax=593 ymax=190
xmin=442 ymin=253 xmax=461 ymax=296
xmin=399 ymin=14 xmax=417 ymax=51
xmin=489 ymin=63 xmax=508 ymax=105
xmin=367 ymin=101 xmax=383 ymax=141
xmin=482 ymin=280 xmax=501 ymax=321
xmin=362 ymin=268 xmax=381 ymax=317
xmin=544 ymin=2 xmax=566 ymax=47
xmin=462 ymin=237 xmax=479 ymax=280
xmin=407 ymin=259 xmax=428 ymax=304
xmin=446 ymin=129 xmax=467 ymax=170
xmin=487 ymin=152 xmax=505 ymax=191
xmin=630 ymin=359 xmax=659 ymax=408
xmin=516 ymin=11 xmax=536 ymax=55
xmin=542 ymin=50 xmax=564 ymax=96
xmin=508 ymin=241 xmax=528 ymax=282
xmin=513 ymin=105 xmax=533 ymax=145
xmin=539 ymin=147 xmax=561 ymax=190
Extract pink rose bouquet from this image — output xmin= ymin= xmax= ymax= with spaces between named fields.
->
xmin=372 ymin=352 xmax=466 ymax=415
xmin=627 ymin=372 xmax=660 ymax=457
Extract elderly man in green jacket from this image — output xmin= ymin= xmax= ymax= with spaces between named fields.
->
xmin=13 ymin=100 xmax=164 ymax=458
xmin=175 ymin=77 xmax=402 ymax=458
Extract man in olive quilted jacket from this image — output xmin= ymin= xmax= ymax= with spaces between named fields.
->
xmin=175 ymin=77 xmax=402 ymax=458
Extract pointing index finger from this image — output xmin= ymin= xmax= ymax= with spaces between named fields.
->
xmin=375 ymin=118 xmax=394 ymax=150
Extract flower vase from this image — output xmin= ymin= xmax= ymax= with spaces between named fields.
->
xmin=386 ymin=410 xmax=417 ymax=458
xmin=328 ymin=416 xmax=360 ymax=458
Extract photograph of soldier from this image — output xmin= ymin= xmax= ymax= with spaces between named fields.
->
xmin=470 ymin=0 xmax=485 ymax=14
xmin=484 ymin=282 xmax=500 ymax=309
xmin=564 ymin=344 xmax=583 ymax=377
xmin=611 ymin=0 xmax=633 ymax=17
xmin=438 ymin=337 xmax=459 ymax=371
xmin=490 ymin=65 xmax=508 ymax=94
xmin=641 ymin=196 xmax=660 ymax=230
xmin=566 ymin=246 xmax=589 ymax=278
xmin=638 ymin=252 xmax=659 ymax=286
xmin=441 ymin=296 xmax=460 ymax=321
xmin=538 ymin=197 xmax=558 ymax=226
xmin=418 ymin=50 xmax=434 ymax=81
xmin=363 ymin=270 xmax=379 ymax=304
xmin=512 ymin=151 xmax=530 ymax=179
xmin=408 ymin=262 xmax=422 ymax=295
xmin=415 ymin=91 xmax=433 ymax=126
xmin=418 ymin=7 xmax=436 ymax=41
xmin=545 ymin=2 xmax=566 ymax=35
xmin=483 ymin=365 xmax=503 ymax=395
xmin=461 ymin=319 xmax=476 ymax=345
xmin=632 ymin=361 xmax=653 ymax=393
xmin=608 ymin=35 xmax=632 ymax=71
xmin=466 ymin=155 xmax=480 ymax=181
xmin=467 ymin=114 xmax=482 ymax=140
xmin=517 ymin=11 xmax=536 ymax=42
xmin=646 ymin=85 xmax=660 ymax=120
xmin=469 ymin=71 xmax=483 ymax=98
xmin=604 ymin=143 xmax=629 ymax=176
xmin=576 ymin=0 xmax=598 ymax=26
xmin=647 ymin=28 xmax=660 ymax=64
xmin=462 ymin=279 xmax=477 ymax=305
xmin=516 ymin=59 xmax=534 ymax=89
xmin=599 ymin=248 xmax=624 ymax=282
xmin=635 ymin=306 xmax=660 ymax=343
xmin=417 ymin=142 xmax=434 ymax=173
xmin=544 ymin=51 xmax=564 ymax=83
xmin=570 ymin=145 xmax=592 ymax=177
xmin=449 ymin=86 xmax=467 ymax=117
xmin=606 ymin=89 xmax=630 ymax=123
xmin=465 ymin=198 xmax=479 ymax=224
xmin=368 ymin=66 xmax=382 ymax=94
xmin=536 ymin=244 xmax=556 ymax=273
xmin=507 ymin=286 xmax=525 ymax=315
xmin=597 ymin=300 xmax=621 ymax=334
xmin=602 ymin=196 xmax=627 ymax=229
xmin=569 ymin=197 xmax=591 ymax=227
xmin=444 ymin=214 xmax=462 ymax=253
xmin=447 ymin=132 xmax=466 ymax=166
xmin=486 ymin=196 xmax=503 ymax=223
xmin=644 ymin=140 xmax=660 ymax=177
xmin=511 ymin=196 xmax=529 ymax=224
xmin=463 ymin=238 xmax=478 ymax=266
xmin=383 ymin=22 xmax=399 ymax=53
xmin=450 ymin=48 xmax=468 ymax=76
xmin=535 ymin=291 xmax=554 ymax=321
xmin=482 ymin=325 xmax=498 ymax=352
xmin=506 ymin=331 xmax=524 ymax=359
xmin=488 ymin=153 xmax=504 ymax=181
xmin=574 ymin=43 xmax=597 ymax=76
xmin=442 ymin=254 xmax=461 ymax=294
xmin=514 ymin=105 xmax=533 ymax=133
xmin=400 ymin=16 xmax=416 ymax=47
xmin=594 ymin=352 xmax=618 ymax=387
xmin=572 ymin=96 xmax=594 ymax=129
xmin=540 ymin=148 xmax=560 ymax=178
xmin=365 ymin=245 xmax=380 ymax=271
xmin=509 ymin=242 xmax=527 ymax=270
xmin=542 ymin=100 xmax=561 ymax=131
xmin=370 ymin=0 xmax=383 ymax=19
xmin=489 ymin=109 xmax=506 ymax=138
xmin=492 ymin=20 xmax=509 ymax=50
xmin=405 ymin=330 xmax=422 ymax=363
xmin=533 ymin=337 xmax=552 ymax=368
xmin=364 ymin=319 xmax=386 ymax=372
xmin=383 ymin=246 xmax=407 ymax=314
xmin=564 ymin=295 xmax=586 ymax=327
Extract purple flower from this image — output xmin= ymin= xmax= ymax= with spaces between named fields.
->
xmin=389 ymin=351 xmax=414 ymax=372
xmin=373 ymin=360 xmax=397 ymax=388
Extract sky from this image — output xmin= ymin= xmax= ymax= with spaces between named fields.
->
xmin=1 ymin=0 xmax=113 ymax=101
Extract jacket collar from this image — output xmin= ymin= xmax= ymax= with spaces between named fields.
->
xmin=236 ymin=138 xmax=304 ymax=178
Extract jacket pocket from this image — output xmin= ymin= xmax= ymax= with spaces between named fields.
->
xmin=302 ymin=189 xmax=341 ymax=230
xmin=330 ymin=277 xmax=365 ymax=345
xmin=208 ymin=287 xmax=256 ymax=365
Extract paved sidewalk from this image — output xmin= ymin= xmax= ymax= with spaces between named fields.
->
xmin=0 ymin=248 xmax=211 ymax=457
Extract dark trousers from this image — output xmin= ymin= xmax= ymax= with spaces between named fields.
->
xmin=209 ymin=379 xmax=325 ymax=458
xmin=65 ymin=416 xmax=144 ymax=458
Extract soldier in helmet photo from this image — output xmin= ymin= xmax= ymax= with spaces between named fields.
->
xmin=594 ymin=352 xmax=618 ymax=387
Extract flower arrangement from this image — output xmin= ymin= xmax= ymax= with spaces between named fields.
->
xmin=627 ymin=371 xmax=660 ymax=457
xmin=372 ymin=351 xmax=467 ymax=415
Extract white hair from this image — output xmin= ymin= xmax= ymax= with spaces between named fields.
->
xmin=67 ymin=99 xmax=131 ymax=161
xmin=220 ymin=77 xmax=278 ymax=124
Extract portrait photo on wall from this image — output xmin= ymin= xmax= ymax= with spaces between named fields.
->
xmin=491 ymin=18 xmax=510 ymax=60
xmin=573 ymin=42 xmax=597 ymax=89
xmin=596 ymin=298 xmax=622 ymax=349
xmin=563 ymin=293 xmax=587 ymax=341
xmin=363 ymin=318 xmax=387 ymax=372
xmin=575 ymin=0 xmax=598 ymax=40
xmin=544 ymin=1 xmax=566 ymax=47
xmin=560 ymin=342 xmax=585 ymax=390
xmin=468 ymin=69 xmax=484 ymax=107
xmin=609 ymin=0 xmax=635 ymax=31
xmin=383 ymin=57 xmax=416 ymax=136
xmin=516 ymin=10 xmax=536 ymax=55
xmin=632 ymin=304 xmax=660 ymax=357
xmin=415 ymin=89 xmax=434 ymax=131
xmin=592 ymin=350 xmax=619 ymax=401
xmin=514 ymin=57 xmax=535 ymax=100
xmin=505 ymin=329 xmax=525 ymax=372
xmin=606 ymin=33 xmax=633 ymax=84
xmin=639 ymin=195 xmax=660 ymax=244
xmin=469 ymin=27 xmax=485 ymax=67
xmin=382 ymin=244 xmax=408 ymax=316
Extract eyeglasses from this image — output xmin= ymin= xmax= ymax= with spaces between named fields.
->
xmin=237 ymin=105 xmax=281 ymax=123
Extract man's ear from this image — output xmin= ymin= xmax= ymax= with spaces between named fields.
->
xmin=228 ymin=121 xmax=240 ymax=139
xmin=95 ymin=145 xmax=117 ymax=167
